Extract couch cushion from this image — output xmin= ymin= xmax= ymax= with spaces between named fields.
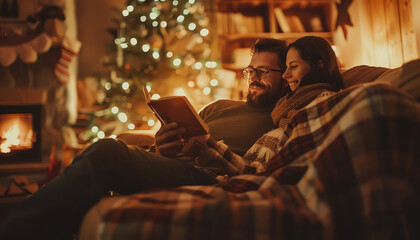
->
xmin=342 ymin=65 xmax=389 ymax=88
xmin=375 ymin=58 xmax=420 ymax=101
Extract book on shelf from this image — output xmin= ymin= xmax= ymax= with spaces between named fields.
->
xmin=232 ymin=13 xmax=248 ymax=34
xmin=310 ymin=16 xmax=324 ymax=32
xmin=217 ymin=12 xmax=265 ymax=35
xmin=143 ymin=86 xmax=209 ymax=138
xmin=254 ymin=16 xmax=264 ymax=33
xmin=273 ymin=7 xmax=291 ymax=33
xmin=287 ymin=15 xmax=305 ymax=32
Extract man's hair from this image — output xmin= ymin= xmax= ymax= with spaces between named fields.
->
xmin=250 ymin=38 xmax=288 ymax=70
xmin=288 ymin=36 xmax=344 ymax=91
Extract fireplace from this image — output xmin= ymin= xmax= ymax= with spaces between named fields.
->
xmin=0 ymin=105 xmax=42 ymax=165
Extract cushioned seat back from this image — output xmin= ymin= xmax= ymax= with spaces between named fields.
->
xmin=342 ymin=65 xmax=389 ymax=88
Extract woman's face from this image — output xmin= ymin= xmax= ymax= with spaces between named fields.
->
xmin=282 ymin=47 xmax=312 ymax=92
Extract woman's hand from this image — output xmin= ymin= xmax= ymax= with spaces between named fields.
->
xmin=154 ymin=122 xmax=186 ymax=157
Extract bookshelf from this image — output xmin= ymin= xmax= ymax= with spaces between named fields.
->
xmin=216 ymin=0 xmax=334 ymax=75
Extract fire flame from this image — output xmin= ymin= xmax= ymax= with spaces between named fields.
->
xmin=1 ymin=124 xmax=21 ymax=153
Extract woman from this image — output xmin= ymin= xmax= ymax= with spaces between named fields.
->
xmin=271 ymin=35 xmax=344 ymax=128
xmin=184 ymin=36 xmax=344 ymax=175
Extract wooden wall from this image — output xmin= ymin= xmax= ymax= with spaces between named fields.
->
xmin=333 ymin=0 xmax=418 ymax=69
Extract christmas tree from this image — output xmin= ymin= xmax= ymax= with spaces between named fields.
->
xmin=80 ymin=0 xmax=226 ymax=143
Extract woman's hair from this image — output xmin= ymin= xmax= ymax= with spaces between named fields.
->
xmin=288 ymin=36 xmax=344 ymax=91
xmin=251 ymin=38 xmax=288 ymax=70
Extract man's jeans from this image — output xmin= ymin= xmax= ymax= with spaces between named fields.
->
xmin=0 ymin=139 xmax=216 ymax=239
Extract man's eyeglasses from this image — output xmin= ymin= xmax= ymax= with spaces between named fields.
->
xmin=242 ymin=66 xmax=283 ymax=83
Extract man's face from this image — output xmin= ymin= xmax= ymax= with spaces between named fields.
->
xmin=246 ymin=52 xmax=286 ymax=107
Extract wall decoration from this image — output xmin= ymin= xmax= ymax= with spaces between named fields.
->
xmin=0 ymin=1 xmax=65 ymax=66
xmin=335 ymin=0 xmax=354 ymax=40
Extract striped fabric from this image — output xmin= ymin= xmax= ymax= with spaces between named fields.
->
xmin=93 ymin=83 xmax=420 ymax=240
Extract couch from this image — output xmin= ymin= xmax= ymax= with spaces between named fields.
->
xmin=78 ymin=59 xmax=420 ymax=240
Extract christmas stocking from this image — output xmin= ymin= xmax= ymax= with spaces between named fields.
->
xmin=54 ymin=36 xmax=81 ymax=83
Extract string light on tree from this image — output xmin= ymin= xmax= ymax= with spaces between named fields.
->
xmin=84 ymin=0 xmax=221 ymax=143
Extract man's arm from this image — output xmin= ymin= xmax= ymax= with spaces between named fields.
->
xmin=154 ymin=122 xmax=186 ymax=157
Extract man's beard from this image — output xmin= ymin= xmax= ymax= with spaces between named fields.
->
xmin=246 ymin=81 xmax=281 ymax=108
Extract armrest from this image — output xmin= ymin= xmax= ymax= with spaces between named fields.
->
xmin=117 ymin=130 xmax=156 ymax=148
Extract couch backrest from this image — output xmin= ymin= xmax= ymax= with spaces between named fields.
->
xmin=342 ymin=59 xmax=420 ymax=101
xmin=342 ymin=65 xmax=389 ymax=88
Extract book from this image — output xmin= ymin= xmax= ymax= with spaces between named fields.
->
xmin=287 ymin=15 xmax=305 ymax=32
xmin=254 ymin=16 xmax=264 ymax=33
xmin=232 ymin=13 xmax=248 ymax=34
xmin=310 ymin=16 xmax=324 ymax=32
xmin=273 ymin=8 xmax=291 ymax=33
xmin=143 ymin=86 xmax=209 ymax=138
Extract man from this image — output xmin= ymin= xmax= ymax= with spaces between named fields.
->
xmin=0 ymin=39 xmax=288 ymax=240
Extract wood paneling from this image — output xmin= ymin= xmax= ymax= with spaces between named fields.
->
xmin=384 ymin=0 xmax=404 ymax=67
xmin=368 ymin=0 xmax=417 ymax=68
xmin=370 ymin=0 xmax=390 ymax=67
xmin=399 ymin=0 xmax=418 ymax=62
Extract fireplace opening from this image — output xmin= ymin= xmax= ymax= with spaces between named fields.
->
xmin=0 ymin=105 xmax=42 ymax=164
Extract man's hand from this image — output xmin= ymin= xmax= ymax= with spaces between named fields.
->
xmin=155 ymin=122 xmax=186 ymax=157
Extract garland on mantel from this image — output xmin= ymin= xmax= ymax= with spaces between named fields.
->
xmin=0 ymin=32 xmax=52 ymax=66
xmin=0 ymin=4 xmax=81 ymax=84
xmin=0 ymin=5 xmax=78 ymax=67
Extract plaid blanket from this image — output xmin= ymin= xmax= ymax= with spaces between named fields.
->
xmin=93 ymin=83 xmax=420 ymax=240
